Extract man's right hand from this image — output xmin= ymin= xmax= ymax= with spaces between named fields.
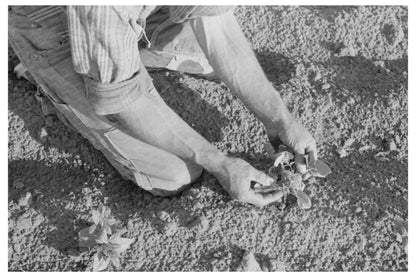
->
xmin=214 ymin=157 xmax=284 ymax=208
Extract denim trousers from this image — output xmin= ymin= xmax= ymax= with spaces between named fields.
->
xmin=8 ymin=6 xmax=233 ymax=196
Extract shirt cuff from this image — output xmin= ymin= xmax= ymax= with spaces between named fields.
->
xmin=84 ymin=64 xmax=153 ymax=116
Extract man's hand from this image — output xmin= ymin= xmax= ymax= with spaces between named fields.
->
xmin=214 ymin=157 xmax=284 ymax=208
xmin=268 ymin=115 xmax=317 ymax=176
xmin=190 ymin=13 xmax=318 ymax=176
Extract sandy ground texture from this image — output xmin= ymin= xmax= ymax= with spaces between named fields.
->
xmin=8 ymin=6 xmax=408 ymax=271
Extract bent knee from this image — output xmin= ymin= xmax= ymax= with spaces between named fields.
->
xmin=148 ymin=164 xmax=203 ymax=197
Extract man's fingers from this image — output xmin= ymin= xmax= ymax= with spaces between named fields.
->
xmin=295 ymin=154 xmax=308 ymax=174
xmin=252 ymin=171 xmax=274 ymax=187
xmin=302 ymin=171 xmax=312 ymax=181
xmin=250 ymin=189 xmax=284 ymax=207
xmin=305 ymin=143 xmax=317 ymax=168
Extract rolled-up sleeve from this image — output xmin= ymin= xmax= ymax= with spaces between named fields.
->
xmin=67 ymin=6 xmax=153 ymax=115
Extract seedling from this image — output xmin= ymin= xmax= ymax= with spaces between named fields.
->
xmin=257 ymin=143 xmax=332 ymax=209
xmin=78 ymin=204 xmax=134 ymax=271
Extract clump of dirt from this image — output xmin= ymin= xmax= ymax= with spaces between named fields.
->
xmin=9 ymin=6 xmax=407 ymax=271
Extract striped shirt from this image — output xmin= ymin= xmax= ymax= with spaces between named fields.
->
xmin=67 ymin=5 xmax=234 ymax=115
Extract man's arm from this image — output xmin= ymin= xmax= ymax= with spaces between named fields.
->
xmin=112 ymin=86 xmax=283 ymax=207
xmin=190 ymin=11 xmax=317 ymax=171
xmin=68 ymin=6 xmax=283 ymax=207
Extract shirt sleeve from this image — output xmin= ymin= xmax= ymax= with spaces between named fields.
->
xmin=67 ymin=6 xmax=153 ymax=115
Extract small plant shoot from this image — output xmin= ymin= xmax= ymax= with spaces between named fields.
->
xmin=259 ymin=143 xmax=332 ymax=209
xmin=78 ymin=204 xmax=134 ymax=271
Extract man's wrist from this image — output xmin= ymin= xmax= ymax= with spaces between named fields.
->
xmin=264 ymin=107 xmax=293 ymax=135
xmin=193 ymin=148 xmax=228 ymax=176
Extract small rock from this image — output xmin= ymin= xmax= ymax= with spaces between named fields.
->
xmin=197 ymin=216 xmax=210 ymax=233
xmin=395 ymin=135 xmax=401 ymax=145
xmin=13 ymin=243 xmax=22 ymax=253
xmin=38 ymin=126 xmax=48 ymax=143
xmin=347 ymin=97 xmax=355 ymax=105
xmin=354 ymin=207 xmax=362 ymax=214
xmin=336 ymin=146 xmax=347 ymax=158
xmin=321 ymin=83 xmax=331 ymax=90
xmin=18 ymin=192 xmax=32 ymax=207
xmin=157 ymin=211 xmax=171 ymax=222
xmin=313 ymin=71 xmax=322 ymax=81
xmin=237 ymin=251 xmax=262 ymax=272
xmin=373 ymin=60 xmax=385 ymax=68
xmin=343 ymin=138 xmax=355 ymax=148
xmin=164 ymin=222 xmax=178 ymax=236
xmin=388 ymin=140 xmax=397 ymax=152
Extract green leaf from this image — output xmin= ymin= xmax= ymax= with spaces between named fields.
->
xmin=89 ymin=224 xmax=97 ymax=234
xmin=92 ymin=209 xmax=100 ymax=225
xmin=109 ymin=236 xmax=134 ymax=254
xmin=95 ymin=228 xmax=108 ymax=244
xmin=79 ymin=226 xmax=98 ymax=248
xmin=103 ymin=224 xmax=112 ymax=235
xmin=294 ymin=190 xmax=312 ymax=209
xmin=111 ymin=225 xmax=127 ymax=236
xmin=310 ymin=160 xmax=331 ymax=177
xmin=110 ymin=255 xmax=121 ymax=268
xmin=237 ymin=251 xmax=262 ymax=272
xmin=92 ymin=253 xmax=110 ymax=272
xmin=103 ymin=206 xmax=112 ymax=218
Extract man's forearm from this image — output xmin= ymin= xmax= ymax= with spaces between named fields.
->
xmin=110 ymin=89 xmax=227 ymax=175
xmin=190 ymin=11 xmax=292 ymax=132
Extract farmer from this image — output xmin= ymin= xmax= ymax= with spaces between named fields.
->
xmin=9 ymin=6 xmax=317 ymax=207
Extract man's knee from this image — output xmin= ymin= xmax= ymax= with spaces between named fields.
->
xmin=147 ymin=164 xmax=203 ymax=197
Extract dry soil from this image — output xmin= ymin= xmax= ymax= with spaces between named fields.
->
xmin=8 ymin=6 xmax=408 ymax=271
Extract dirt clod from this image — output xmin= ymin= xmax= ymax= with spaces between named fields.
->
xmin=237 ymin=251 xmax=262 ymax=272
xmin=17 ymin=192 xmax=32 ymax=207
xmin=164 ymin=222 xmax=178 ymax=236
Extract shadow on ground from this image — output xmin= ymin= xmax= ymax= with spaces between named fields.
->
xmin=304 ymin=6 xmax=359 ymax=22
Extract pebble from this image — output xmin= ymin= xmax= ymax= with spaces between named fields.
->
xmin=336 ymin=146 xmax=347 ymax=158
xmin=322 ymin=83 xmax=331 ymax=90
xmin=237 ymin=251 xmax=262 ymax=272
xmin=388 ymin=140 xmax=397 ymax=152
xmin=343 ymin=138 xmax=355 ymax=148
xmin=314 ymin=71 xmax=322 ymax=81
xmin=164 ymin=222 xmax=178 ymax=236
xmin=354 ymin=207 xmax=362 ymax=214
xmin=38 ymin=126 xmax=48 ymax=143
xmin=157 ymin=211 xmax=171 ymax=222
xmin=197 ymin=216 xmax=210 ymax=233
xmin=18 ymin=192 xmax=32 ymax=207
